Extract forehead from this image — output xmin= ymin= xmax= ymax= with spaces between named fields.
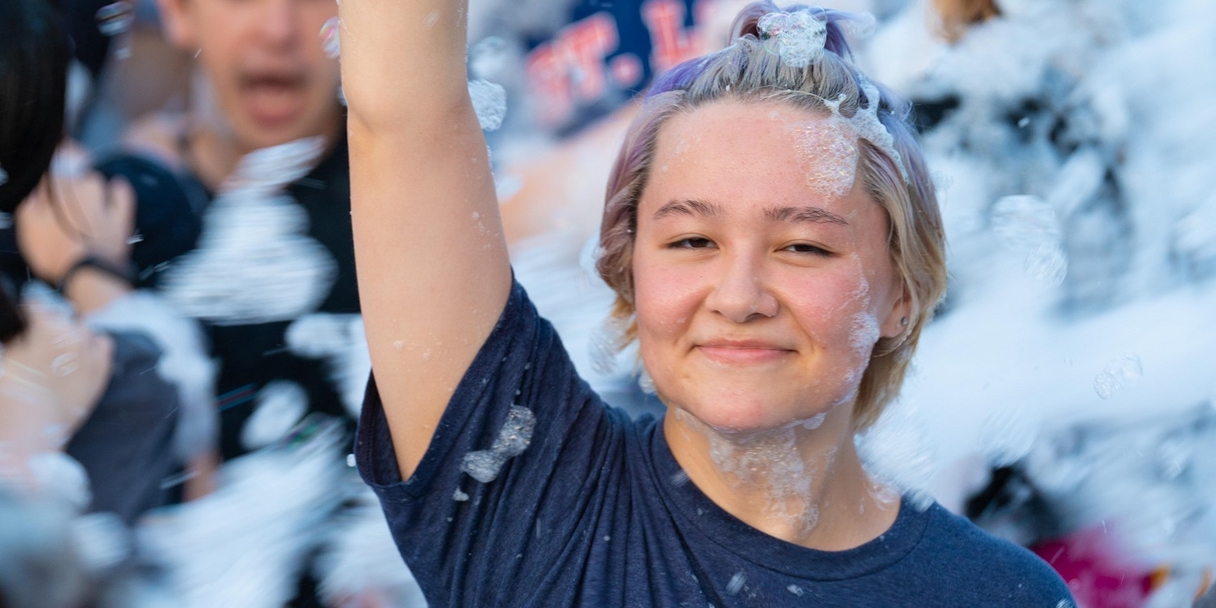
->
xmin=645 ymin=100 xmax=869 ymax=219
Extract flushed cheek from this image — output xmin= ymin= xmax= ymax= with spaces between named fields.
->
xmin=782 ymin=270 xmax=876 ymax=363
xmin=633 ymin=261 xmax=705 ymax=337
xmin=634 ymin=265 xmax=711 ymax=403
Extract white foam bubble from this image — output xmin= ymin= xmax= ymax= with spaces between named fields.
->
xmin=286 ymin=313 xmax=370 ymax=419
xmin=757 ymin=11 xmax=827 ymax=68
xmin=726 ymin=570 xmax=747 ymax=595
xmin=468 ymin=80 xmax=507 ymax=132
xmin=320 ymin=17 xmax=341 ymax=59
xmin=460 ymin=406 xmax=536 ymax=483
xmin=852 ymin=82 xmax=909 ymax=183
xmin=1024 ymin=243 xmax=1069 ymax=286
xmin=95 ymin=1 xmax=134 ymax=37
xmin=241 ymin=381 xmax=309 ymax=450
xmin=791 ymin=115 xmax=859 ymax=200
xmin=692 ymin=409 xmax=828 ymax=535
xmin=161 ymin=138 xmax=337 ymax=325
xmin=992 ymin=195 xmax=1063 ymax=253
xmin=1094 ymin=354 xmax=1143 ymax=400
xmin=315 ymin=492 xmax=425 ymax=606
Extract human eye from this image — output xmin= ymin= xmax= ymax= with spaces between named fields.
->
xmin=670 ymin=236 xmax=716 ymax=249
xmin=781 ymin=242 xmax=832 ymax=257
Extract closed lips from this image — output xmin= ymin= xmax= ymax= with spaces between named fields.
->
xmin=696 ymin=339 xmax=794 ymax=364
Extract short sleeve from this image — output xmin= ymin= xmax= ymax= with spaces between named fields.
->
xmin=355 ymin=280 xmax=631 ymax=606
xmin=65 ymin=332 xmax=181 ymax=524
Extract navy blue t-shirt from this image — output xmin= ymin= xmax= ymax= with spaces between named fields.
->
xmin=357 ymin=281 xmax=1074 ymax=606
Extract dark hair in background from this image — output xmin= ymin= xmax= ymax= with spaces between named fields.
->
xmin=0 ymin=0 xmax=71 ymax=214
xmin=0 ymin=275 xmax=25 ymax=344
xmin=59 ymin=0 xmax=118 ymax=79
xmin=0 ymin=0 xmax=72 ymax=342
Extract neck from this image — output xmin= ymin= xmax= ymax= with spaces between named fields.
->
xmin=185 ymin=125 xmax=245 ymax=192
xmin=663 ymin=404 xmax=900 ymax=551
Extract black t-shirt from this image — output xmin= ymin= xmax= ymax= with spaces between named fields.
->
xmin=65 ymin=331 xmax=180 ymax=524
xmin=97 ymin=134 xmax=359 ymax=461
xmin=356 ymin=280 xmax=1074 ymax=606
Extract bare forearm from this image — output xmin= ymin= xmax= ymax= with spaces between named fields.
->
xmin=340 ymin=0 xmax=512 ymax=476
xmin=63 ymin=268 xmax=132 ymax=317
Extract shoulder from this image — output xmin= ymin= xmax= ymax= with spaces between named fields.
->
xmin=915 ymin=503 xmax=1073 ymax=603
xmin=100 ymin=114 xmax=201 ymax=216
xmin=93 ymin=146 xmax=206 ymax=284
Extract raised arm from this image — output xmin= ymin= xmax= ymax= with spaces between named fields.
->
xmin=340 ymin=0 xmax=511 ymax=477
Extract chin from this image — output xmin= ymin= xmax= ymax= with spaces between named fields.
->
xmin=235 ymin=106 xmax=335 ymax=152
xmin=669 ymin=391 xmax=800 ymax=436
xmin=236 ymin=122 xmax=314 ymax=152
xmin=664 ymin=377 xmax=854 ymax=437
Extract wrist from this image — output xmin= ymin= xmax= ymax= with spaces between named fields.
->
xmin=60 ymin=265 xmax=133 ymax=315
xmin=57 ymin=255 xmax=135 ymax=291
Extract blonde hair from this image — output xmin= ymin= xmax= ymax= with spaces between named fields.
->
xmin=595 ymin=2 xmax=947 ymax=430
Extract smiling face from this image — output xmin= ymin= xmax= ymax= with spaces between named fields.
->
xmin=159 ymin=0 xmax=341 ymax=150
xmin=632 ymin=100 xmax=909 ymax=433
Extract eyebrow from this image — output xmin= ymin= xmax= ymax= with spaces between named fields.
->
xmin=652 ymin=199 xmax=724 ymax=221
xmin=763 ymin=205 xmax=849 ymax=226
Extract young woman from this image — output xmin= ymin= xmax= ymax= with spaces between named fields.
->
xmin=342 ymin=0 xmax=1074 ymax=604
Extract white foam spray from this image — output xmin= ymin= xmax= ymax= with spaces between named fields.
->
xmin=160 ymin=138 xmax=337 ymax=325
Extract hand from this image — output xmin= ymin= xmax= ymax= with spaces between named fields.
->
xmin=0 ymin=295 xmax=112 ymax=450
xmin=15 ymin=169 xmax=135 ymax=285
xmin=0 ymin=295 xmax=113 ymax=493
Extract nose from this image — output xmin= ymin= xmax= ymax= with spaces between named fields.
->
xmin=704 ymin=251 xmax=779 ymax=324
xmin=259 ymin=0 xmax=301 ymax=47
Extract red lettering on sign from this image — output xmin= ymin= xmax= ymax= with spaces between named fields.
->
xmin=641 ymin=0 xmax=700 ymax=73
xmin=526 ymin=12 xmax=620 ymax=125
xmin=564 ymin=13 xmax=619 ymax=100
xmin=526 ymin=43 xmax=574 ymax=123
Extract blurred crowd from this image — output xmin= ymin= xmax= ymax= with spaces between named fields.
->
xmin=1 ymin=0 xmax=1215 ymax=606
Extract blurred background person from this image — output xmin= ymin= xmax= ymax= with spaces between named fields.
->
xmin=114 ymin=0 xmax=353 ymax=462
xmin=75 ymin=0 xmax=426 ymax=605
xmin=0 ymin=1 xmax=205 ymax=605
xmin=0 ymin=0 xmax=192 ymax=528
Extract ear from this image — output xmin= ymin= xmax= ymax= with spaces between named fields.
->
xmin=155 ymin=0 xmax=198 ymax=51
xmin=878 ymin=282 xmax=913 ymax=339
